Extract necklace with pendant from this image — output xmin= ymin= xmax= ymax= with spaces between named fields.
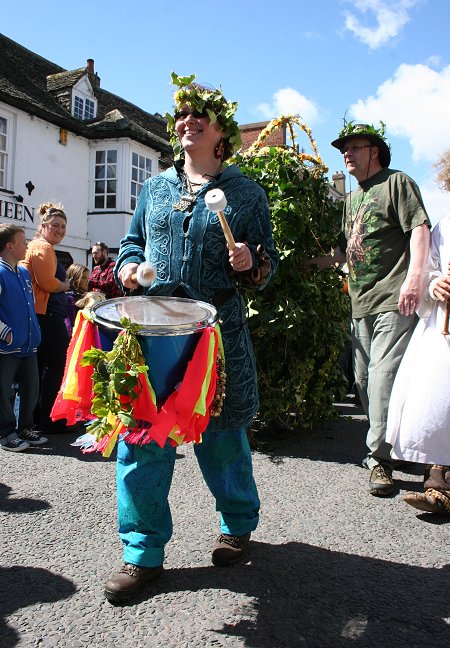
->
xmin=173 ymin=168 xmax=222 ymax=212
xmin=173 ymin=173 xmax=204 ymax=212
xmin=173 ymin=193 xmax=196 ymax=212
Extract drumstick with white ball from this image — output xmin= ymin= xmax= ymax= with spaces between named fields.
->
xmin=205 ymin=189 xmax=236 ymax=251
xmin=130 ymin=261 xmax=156 ymax=287
xmin=443 ymin=300 xmax=450 ymax=336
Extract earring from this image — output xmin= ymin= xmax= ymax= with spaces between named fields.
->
xmin=214 ymin=139 xmax=225 ymax=161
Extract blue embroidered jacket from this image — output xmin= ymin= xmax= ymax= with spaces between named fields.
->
xmin=115 ymin=164 xmax=279 ymax=430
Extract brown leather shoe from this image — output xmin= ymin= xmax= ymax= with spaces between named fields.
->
xmin=369 ymin=464 xmax=395 ymax=497
xmin=104 ymin=563 xmax=163 ymax=603
xmin=211 ymin=533 xmax=251 ymax=567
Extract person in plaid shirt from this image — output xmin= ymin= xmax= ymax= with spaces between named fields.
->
xmin=88 ymin=242 xmax=123 ymax=300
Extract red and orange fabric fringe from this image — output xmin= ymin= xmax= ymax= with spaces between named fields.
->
xmin=50 ymin=311 xmax=100 ymax=426
xmin=51 ymin=310 xmax=224 ymax=457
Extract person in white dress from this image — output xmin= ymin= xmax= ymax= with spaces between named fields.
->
xmin=386 ymin=151 xmax=450 ymax=514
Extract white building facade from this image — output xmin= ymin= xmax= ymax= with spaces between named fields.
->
xmin=0 ymin=35 xmax=172 ymax=266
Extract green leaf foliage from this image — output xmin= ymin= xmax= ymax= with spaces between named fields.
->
xmin=81 ymin=319 xmax=149 ymax=441
xmin=165 ymin=71 xmax=242 ymax=159
xmin=232 ymin=116 xmax=351 ymax=433
xmin=338 ymin=118 xmax=387 ymax=142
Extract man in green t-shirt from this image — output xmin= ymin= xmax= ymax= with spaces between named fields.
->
xmin=324 ymin=123 xmax=431 ymax=496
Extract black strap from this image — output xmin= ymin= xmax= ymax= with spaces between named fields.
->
xmin=211 ymin=288 xmax=236 ymax=308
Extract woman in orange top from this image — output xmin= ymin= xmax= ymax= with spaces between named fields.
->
xmin=22 ymin=203 xmax=71 ymax=433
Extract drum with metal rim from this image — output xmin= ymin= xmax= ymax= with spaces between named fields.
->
xmin=91 ymin=296 xmax=217 ymax=403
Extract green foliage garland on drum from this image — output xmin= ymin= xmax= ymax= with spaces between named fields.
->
xmin=232 ymin=115 xmax=350 ymax=432
xmin=81 ymin=317 xmax=146 ymax=440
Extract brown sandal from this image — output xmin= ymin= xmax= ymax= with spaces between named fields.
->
xmin=403 ymin=488 xmax=450 ymax=515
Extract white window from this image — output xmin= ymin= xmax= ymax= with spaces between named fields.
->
xmin=72 ymin=77 xmax=97 ymax=121
xmin=74 ymin=95 xmax=96 ymax=120
xmin=85 ymin=98 xmax=95 ymax=120
xmin=94 ymin=149 xmax=117 ymax=209
xmin=130 ymin=152 xmax=152 ymax=210
xmin=0 ymin=116 xmax=7 ymax=188
xmin=74 ymin=96 xmax=83 ymax=120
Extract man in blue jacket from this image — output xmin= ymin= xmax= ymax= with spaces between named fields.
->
xmin=0 ymin=224 xmax=46 ymax=451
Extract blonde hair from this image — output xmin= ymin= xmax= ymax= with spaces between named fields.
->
xmin=66 ymin=263 xmax=89 ymax=292
xmin=435 ymin=150 xmax=450 ymax=193
xmin=36 ymin=202 xmax=67 ymax=237
xmin=76 ymin=291 xmax=106 ymax=309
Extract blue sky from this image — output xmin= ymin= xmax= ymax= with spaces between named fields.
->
xmin=3 ymin=0 xmax=450 ymax=223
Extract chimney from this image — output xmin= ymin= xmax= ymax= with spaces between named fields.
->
xmin=332 ymin=171 xmax=346 ymax=196
xmin=86 ymin=59 xmax=100 ymax=89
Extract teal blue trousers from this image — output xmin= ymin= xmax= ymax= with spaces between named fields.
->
xmin=116 ymin=426 xmax=260 ymax=567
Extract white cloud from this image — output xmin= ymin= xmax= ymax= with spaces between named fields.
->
xmin=344 ymin=0 xmax=420 ymax=50
xmin=350 ymin=63 xmax=450 ymax=163
xmin=256 ymin=88 xmax=320 ymax=124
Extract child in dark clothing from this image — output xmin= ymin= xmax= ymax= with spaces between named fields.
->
xmin=65 ymin=264 xmax=90 ymax=336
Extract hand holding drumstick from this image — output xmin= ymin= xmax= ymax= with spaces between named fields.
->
xmin=205 ymin=189 xmax=253 ymax=271
xmin=119 ymin=261 xmax=156 ymax=290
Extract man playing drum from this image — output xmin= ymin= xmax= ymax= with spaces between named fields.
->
xmin=104 ymin=73 xmax=279 ymax=603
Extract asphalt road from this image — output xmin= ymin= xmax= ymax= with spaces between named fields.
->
xmin=1 ymin=396 xmax=449 ymax=648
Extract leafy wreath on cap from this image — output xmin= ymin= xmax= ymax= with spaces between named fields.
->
xmin=165 ymin=72 xmax=242 ymax=160
xmin=337 ymin=118 xmax=389 ymax=143
xmin=332 ymin=118 xmax=391 ymax=167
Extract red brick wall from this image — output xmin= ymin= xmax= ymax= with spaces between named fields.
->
xmin=240 ymin=121 xmax=287 ymax=151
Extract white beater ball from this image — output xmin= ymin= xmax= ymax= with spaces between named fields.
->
xmin=136 ymin=261 xmax=156 ymax=287
xmin=205 ymin=188 xmax=227 ymax=212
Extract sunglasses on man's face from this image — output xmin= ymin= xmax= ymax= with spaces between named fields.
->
xmin=174 ymin=109 xmax=207 ymax=121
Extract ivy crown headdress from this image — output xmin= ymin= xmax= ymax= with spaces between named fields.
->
xmin=331 ymin=119 xmax=391 ymax=167
xmin=165 ymin=72 xmax=242 ymax=161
